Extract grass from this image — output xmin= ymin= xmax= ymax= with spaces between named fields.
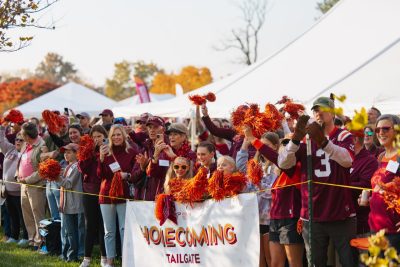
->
xmin=0 ymin=229 xmax=120 ymax=267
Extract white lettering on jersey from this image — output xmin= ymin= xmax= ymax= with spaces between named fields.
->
xmin=315 ymin=149 xmax=331 ymax=178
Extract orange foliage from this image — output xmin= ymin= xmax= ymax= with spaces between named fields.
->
xmin=150 ymin=66 xmax=212 ymax=95
xmin=0 ymin=79 xmax=58 ymax=113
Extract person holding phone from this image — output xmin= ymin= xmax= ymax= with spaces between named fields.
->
xmin=131 ymin=116 xmax=169 ymax=201
xmin=98 ymin=124 xmax=138 ymax=267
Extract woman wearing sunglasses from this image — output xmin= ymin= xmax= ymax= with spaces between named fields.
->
xmin=164 ymin=157 xmax=193 ymax=193
xmin=363 ymin=126 xmax=384 ymax=158
xmin=367 ymin=114 xmax=400 ymax=251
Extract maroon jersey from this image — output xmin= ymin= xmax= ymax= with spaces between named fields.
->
xmin=279 ymin=127 xmax=356 ymax=222
xmin=350 ymin=148 xmax=378 ymax=234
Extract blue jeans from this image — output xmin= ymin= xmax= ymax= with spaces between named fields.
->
xmin=100 ymin=203 xmax=126 ymax=259
xmin=1 ymin=205 xmax=11 ymax=238
xmin=46 ymin=181 xmax=60 ymax=220
xmin=61 ymin=213 xmax=83 ymax=261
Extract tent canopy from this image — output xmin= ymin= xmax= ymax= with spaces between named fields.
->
xmin=113 ymin=0 xmax=400 ymax=118
xmin=14 ymin=82 xmax=117 ymax=118
xmin=117 ymin=93 xmax=175 ymax=107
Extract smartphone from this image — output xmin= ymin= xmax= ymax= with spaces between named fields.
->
xmin=103 ymin=138 xmax=109 ymax=145
xmin=156 ymin=134 xmax=162 ymax=141
xmin=64 ymin=107 xmax=69 ymax=116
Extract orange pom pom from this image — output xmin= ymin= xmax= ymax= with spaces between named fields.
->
xmin=232 ymin=103 xmax=282 ymax=138
xmin=188 ymin=95 xmax=206 ymax=106
xmin=205 ymin=92 xmax=216 ymax=102
xmin=77 ymin=135 xmax=95 ymax=161
xmin=170 ymin=167 xmax=208 ymax=204
xmin=208 ymin=170 xmax=226 ymax=201
xmin=42 ymin=110 xmax=66 ymax=134
xmin=276 ymin=96 xmax=305 ymax=120
xmin=247 ymin=159 xmax=263 ymax=187
xmin=4 ymin=109 xmax=24 ymax=124
xmin=224 ymin=172 xmax=247 ymax=197
xmin=109 ymin=172 xmax=124 ymax=201
xmin=155 ymin=193 xmax=177 ymax=225
xmin=39 ymin=159 xmax=61 ymax=181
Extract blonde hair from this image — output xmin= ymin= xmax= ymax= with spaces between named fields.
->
xmin=164 ymin=157 xmax=193 ymax=193
xmin=108 ymin=124 xmax=131 ymax=155
xmin=217 ymin=155 xmax=237 ymax=172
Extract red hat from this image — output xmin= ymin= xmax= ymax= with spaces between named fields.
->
xmin=60 ymin=143 xmax=79 ymax=153
xmin=99 ymin=109 xmax=114 ymax=117
xmin=146 ymin=116 xmax=165 ymax=127
xmin=136 ymin=112 xmax=152 ymax=124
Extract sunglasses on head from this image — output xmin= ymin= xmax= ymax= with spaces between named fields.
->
xmin=173 ymin=165 xmax=188 ymax=170
xmin=15 ymin=138 xmax=24 ymax=142
xmin=364 ymin=131 xmax=374 ymax=137
xmin=375 ymin=126 xmax=393 ymax=134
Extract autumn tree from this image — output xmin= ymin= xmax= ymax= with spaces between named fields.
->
xmin=150 ymin=66 xmax=213 ymax=95
xmin=35 ymin=52 xmax=80 ymax=84
xmin=0 ymin=0 xmax=58 ymax=52
xmin=316 ymin=0 xmax=340 ymax=14
xmin=0 ymin=79 xmax=58 ymax=112
xmin=215 ymin=0 xmax=268 ymax=65
xmin=105 ymin=60 xmax=163 ymax=100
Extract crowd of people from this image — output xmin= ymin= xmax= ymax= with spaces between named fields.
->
xmin=0 ymin=97 xmax=399 ymax=267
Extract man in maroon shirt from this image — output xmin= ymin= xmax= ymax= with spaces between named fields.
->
xmin=278 ymin=96 xmax=357 ymax=267
xmin=349 ymin=133 xmax=378 ymax=235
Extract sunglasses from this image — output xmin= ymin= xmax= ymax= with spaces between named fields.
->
xmin=375 ymin=126 xmax=393 ymax=134
xmin=15 ymin=138 xmax=24 ymax=142
xmin=364 ymin=131 xmax=374 ymax=137
xmin=173 ymin=165 xmax=188 ymax=170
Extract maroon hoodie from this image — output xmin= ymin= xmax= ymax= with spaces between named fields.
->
xmin=349 ymin=148 xmax=378 ymax=234
xmin=78 ymin=149 xmax=102 ymax=194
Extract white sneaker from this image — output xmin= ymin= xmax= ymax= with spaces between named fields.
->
xmin=79 ymin=259 xmax=91 ymax=267
xmin=6 ymin=238 xmax=17 ymax=244
xmin=17 ymin=239 xmax=29 ymax=246
xmin=100 ymin=259 xmax=108 ymax=267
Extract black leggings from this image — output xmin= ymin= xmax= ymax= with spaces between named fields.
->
xmin=82 ymin=194 xmax=106 ymax=257
xmin=6 ymin=195 xmax=28 ymax=240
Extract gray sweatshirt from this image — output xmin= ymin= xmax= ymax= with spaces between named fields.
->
xmin=59 ymin=162 xmax=84 ymax=214
xmin=0 ymin=126 xmax=21 ymax=196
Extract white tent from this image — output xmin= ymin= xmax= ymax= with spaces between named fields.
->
xmin=14 ymin=82 xmax=117 ymax=117
xmin=113 ymin=0 xmax=400 ymax=118
xmin=116 ymin=93 xmax=175 ymax=107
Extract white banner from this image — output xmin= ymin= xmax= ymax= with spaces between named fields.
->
xmin=122 ymin=193 xmax=259 ymax=267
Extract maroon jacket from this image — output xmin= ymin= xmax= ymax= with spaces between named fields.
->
xmin=97 ymin=145 xmax=138 ymax=204
xmin=78 ymin=149 xmax=102 ymax=194
xmin=202 ymin=115 xmax=255 ymax=159
xmin=131 ymin=137 xmax=169 ymax=201
xmin=350 ymin=148 xmax=378 ymax=234
xmin=365 ymin=144 xmax=384 ymax=159
xmin=128 ymin=131 xmax=148 ymax=149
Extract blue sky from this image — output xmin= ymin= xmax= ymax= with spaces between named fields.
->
xmin=0 ymin=0 xmax=320 ymax=86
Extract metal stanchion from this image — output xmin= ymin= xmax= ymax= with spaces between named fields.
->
xmin=306 ymin=134 xmax=313 ymax=267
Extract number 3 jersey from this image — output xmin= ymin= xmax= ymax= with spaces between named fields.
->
xmin=278 ymin=127 xmax=356 ymax=222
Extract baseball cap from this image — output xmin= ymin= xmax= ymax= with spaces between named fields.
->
xmin=114 ymin=117 xmax=127 ymax=126
xmin=76 ymin=112 xmax=90 ymax=119
xmin=311 ymin=97 xmax=335 ymax=110
xmin=99 ymin=109 xmax=114 ymax=117
xmin=136 ymin=112 xmax=152 ymax=124
xmin=60 ymin=142 xmax=79 ymax=153
xmin=146 ymin=116 xmax=165 ymax=127
xmin=165 ymin=123 xmax=188 ymax=136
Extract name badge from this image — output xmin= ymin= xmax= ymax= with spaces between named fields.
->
xmin=159 ymin=159 xmax=170 ymax=167
xmin=109 ymin=162 xmax=121 ymax=173
xmin=386 ymin=160 xmax=399 ymax=174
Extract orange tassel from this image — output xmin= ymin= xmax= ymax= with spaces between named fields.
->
xmin=247 ymin=159 xmax=263 ymax=187
xmin=297 ymin=219 xmax=303 ymax=234
xmin=42 ymin=109 xmax=65 ymax=134
xmin=109 ymin=172 xmax=124 ymax=201
xmin=155 ymin=193 xmax=177 ymax=225
xmin=4 ymin=109 xmax=24 ymax=124
xmin=39 ymin=159 xmax=62 ymax=181
xmin=77 ymin=135 xmax=95 ymax=161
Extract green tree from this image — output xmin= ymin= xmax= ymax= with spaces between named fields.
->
xmin=316 ymin=0 xmax=340 ymax=14
xmin=105 ymin=61 xmax=133 ymax=101
xmin=105 ymin=60 xmax=163 ymax=100
xmin=0 ymin=0 xmax=58 ymax=52
xmin=35 ymin=52 xmax=79 ymax=84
